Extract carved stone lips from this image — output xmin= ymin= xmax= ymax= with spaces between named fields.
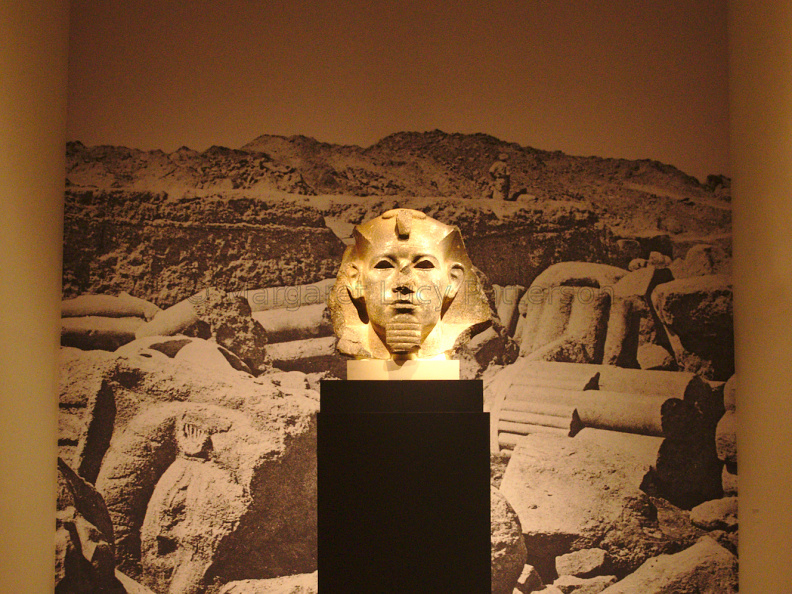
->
xmin=389 ymin=297 xmax=416 ymax=310
xmin=391 ymin=308 xmax=416 ymax=319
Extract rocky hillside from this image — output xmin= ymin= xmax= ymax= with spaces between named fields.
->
xmin=66 ymin=142 xmax=315 ymax=195
xmin=62 ymin=191 xmax=616 ymax=306
xmin=63 ymin=130 xmax=732 ymax=305
xmin=67 ymin=130 xmax=731 ymax=237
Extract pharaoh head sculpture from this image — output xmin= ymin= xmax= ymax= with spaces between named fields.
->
xmin=329 ymin=208 xmax=491 ymax=360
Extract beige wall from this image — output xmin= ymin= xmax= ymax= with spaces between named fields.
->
xmin=0 ymin=1 xmax=790 ymax=591
xmin=730 ymin=1 xmax=792 ymax=591
xmin=0 ymin=0 xmax=68 ymax=590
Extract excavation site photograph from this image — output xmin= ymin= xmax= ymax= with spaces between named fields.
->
xmin=56 ymin=1 xmax=737 ymax=593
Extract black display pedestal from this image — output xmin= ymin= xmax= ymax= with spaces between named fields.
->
xmin=318 ymin=380 xmax=490 ymax=593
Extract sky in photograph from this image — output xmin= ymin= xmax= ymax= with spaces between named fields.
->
xmin=67 ymin=0 xmax=729 ymax=181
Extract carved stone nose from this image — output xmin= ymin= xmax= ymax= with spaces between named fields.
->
xmin=394 ymin=268 xmax=415 ymax=294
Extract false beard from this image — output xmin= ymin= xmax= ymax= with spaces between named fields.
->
xmin=385 ymin=313 xmax=422 ymax=354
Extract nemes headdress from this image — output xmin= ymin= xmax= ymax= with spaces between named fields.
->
xmin=328 ymin=208 xmax=491 ymax=359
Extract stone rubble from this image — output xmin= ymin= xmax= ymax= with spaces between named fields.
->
xmin=56 ymin=252 xmax=736 ymax=593
xmin=596 ymin=537 xmax=737 ymax=593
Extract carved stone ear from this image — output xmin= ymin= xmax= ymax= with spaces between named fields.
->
xmin=346 ymin=263 xmax=363 ymax=299
xmin=446 ymin=263 xmax=465 ymax=300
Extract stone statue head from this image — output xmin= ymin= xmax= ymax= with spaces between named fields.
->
xmin=329 ymin=208 xmax=491 ymax=360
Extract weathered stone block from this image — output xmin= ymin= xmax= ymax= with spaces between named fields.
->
xmin=90 ymin=346 xmax=319 ymax=593
xmin=651 ymin=275 xmax=734 ymax=381
xmin=517 ymin=263 xmax=627 ymax=364
xmin=58 ymin=347 xmax=117 ymax=482
xmin=265 ymin=335 xmax=344 ymax=377
xmin=648 ymin=251 xmax=672 ymax=268
xmin=500 ymin=433 xmax=698 ymax=577
xmin=682 ymin=244 xmax=716 ymax=277
xmin=723 ymin=375 xmax=736 ymax=411
xmin=690 ymin=497 xmax=738 ymax=532
xmin=514 ymin=564 xmax=543 ymax=593
xmin=62 ymin=316 xmax=145 ymax=351
xmin=722 ymin=466 xmax=738 ymax=496
xmin=192 ymin=287 xmax=270 ymax=373
xmin=62 ymin=292 xmax=161 ymax=320
xmin=218 ymin=572 xmax=318 ymax=593
xmin=654 ymin=436 xmax=723 ymax=509
xmin=597 ymin=537 xmax=737 ymax=593
xmin=492 ymin=487 xmax=529 ymax=594
xmin=555 ymin=548 xmax=610 ymax=578
xmin=56 ymin=458 xmax=125 ymax=594
xmin=628 ymin=258 xmax=647 ymax=271
xmin=708 ymin=529 xmax=738 ymax=556
xmin=716 ymin=410 xmax=736 ymax=466
xmin=637 ymin=343 xmax=676 ymax=371
xmin=553 ymin=574 xmax=617 ymax=594
xmin=252 ymin=303 xmax=332 ymax=343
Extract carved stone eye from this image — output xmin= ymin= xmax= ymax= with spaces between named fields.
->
xmin=374 ymin=259 xmax=395 ymax=269
xmin=414 ymin=259 xmax=435 ymax=269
